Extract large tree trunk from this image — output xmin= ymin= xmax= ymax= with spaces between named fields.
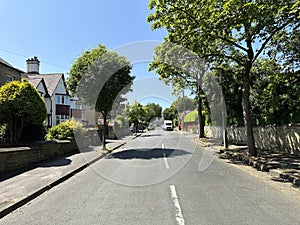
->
xmin=197 ymin=85 xmax=205 ymax=138
xmin=102 ymin=113 xmax=107 ymax=150
xmin=242 ymin=64 xmax=257 ymax=156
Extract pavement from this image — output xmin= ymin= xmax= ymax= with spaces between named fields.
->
xmin=0 ymin=134 xmax=140 ymax=219
xmin=194 ymin=137 xmax=300 ymax=187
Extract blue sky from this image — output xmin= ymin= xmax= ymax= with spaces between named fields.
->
xmin=0 ymin=0 xmax=165 ymax=73
xmin=0 ymin=0 xmax=178 ymax=107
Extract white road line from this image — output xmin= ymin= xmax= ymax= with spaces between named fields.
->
xmin=170 ymin=185 xmax=185 ymax=225
xmin=162 ymin=143 xmax=170 ymax=169
xmin=163 ymin=153 xmax=170 ymax=169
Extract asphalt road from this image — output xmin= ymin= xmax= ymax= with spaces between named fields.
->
xmin=1 ymin=128 xmax=300 ymax=225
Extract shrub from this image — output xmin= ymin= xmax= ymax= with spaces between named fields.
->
xmin=0 ymin=80 xmax=47 ymax=144
xmin=46 ymin=119 xmax=87 ymax=140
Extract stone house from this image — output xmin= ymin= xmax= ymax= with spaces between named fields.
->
xmin=0 ymin=57 xmax=24 ymax=86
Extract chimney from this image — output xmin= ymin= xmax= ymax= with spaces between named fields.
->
xmin=26 ymin=56 xmax=40 ymax=74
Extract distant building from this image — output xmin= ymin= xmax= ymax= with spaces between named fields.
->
xmin=70 ymin=97 xmax=83 ymax=122
xmin=0 ymin=57 xmax=24 ymax=86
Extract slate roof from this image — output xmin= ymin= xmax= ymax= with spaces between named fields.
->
xmin=26 ymin=77 xmax=49 ymax=95
xmin=0 ymin=57 xmax=24 ymax=73
xmin=26 ymin=73 xmax=67 ymax=96
xmin=27 ymin=77 xmax=43 ymax=88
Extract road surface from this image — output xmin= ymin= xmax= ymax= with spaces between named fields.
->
xmin=1 ymin=128 xmax=300 ymax=225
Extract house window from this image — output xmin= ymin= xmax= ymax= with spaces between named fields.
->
xmin=70 ymin=100 xmax=83 ymax=109
xmin=56 ymin=115 xmax=70 ymax=125
xmin=56 ymin=95 xmax=70 ymax=105
xmin=6 ymin=76 xmax=13 ymax=82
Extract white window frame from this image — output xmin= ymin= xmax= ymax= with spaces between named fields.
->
xmin=56 ymin=95 xmax=70 ymax=105
xmin=56 ymin=115 xmax=70 ymax=124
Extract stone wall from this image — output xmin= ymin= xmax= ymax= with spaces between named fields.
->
xmin=0 ymin=138 xmax=88 ymax=175
xmin=183 ymin=122 xmax=300 ymax=153
xmin=182 ymin=122 xmax=199 ymax=134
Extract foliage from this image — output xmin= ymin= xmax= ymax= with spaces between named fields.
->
xmin=46 ymin=119 xmax=87 ymax=140
xmin=143 ymin=102 xmax=162 ymax=123
xmin=269 ymin=25 xmax=300 ymax=72
xmin=184 ymin=110 xmax=198 ymax=123
xmin=20 ymin=124 xmax=47 ymax=142
xmin=67 ymin=45 xmax=107 ymax=95
xmin=148 ymin=42 xmax=207 ymax=138
xmin=128 ymin=102 xmax=146 ymax=131
xmin=115 ymin=115 xmax=128 ymax=129
xmin=171 ymin=96 xmax=196 ymax=113
xmin=0 ymin=80 xmax=47 ymax=145
xmin=148 ymin=0 xmax=299 ymax=156
xmin=67 ymin=44 xmax=134 ymax=149
xmin=210 ymin=64 xmax=244 ymax=126
xmin=163 ymin=106 xmax=177 ymax=121
xmin=251 ymin=59 xmax=300 ymax=125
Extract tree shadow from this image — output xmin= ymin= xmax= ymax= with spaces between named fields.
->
xmin=139 ymin=134 xmax=162 ymax=138
xmin=0 ymin=155 xmax=73 ymax=182
xmin=106 ymin=148 xmax=190 ymax=160
xmin=39 ymin=157 xmax=72 ymax=167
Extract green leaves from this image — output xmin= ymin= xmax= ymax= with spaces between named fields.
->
xmin=0 ymin=80 xmax=47 ymax=144
xmin=250 ymin=59 xmax=300 ymax=125
xmin=46 ymin=118 xmax=87 ymax=140
xmin=68 ymin=45 xmax=134 ymax=116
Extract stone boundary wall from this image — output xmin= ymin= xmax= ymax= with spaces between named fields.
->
xmin=183 ymin=122 xmax=299 ymax=153
xmin=182 ymin=122 xmax=199 ymax=134
xmin=225 ymin=125 xmax=300 ymax=153
xmin=0 ymin=138 xmax=88 ymax=175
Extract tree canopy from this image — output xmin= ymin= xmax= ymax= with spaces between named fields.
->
xmin=143 ymin=102 xmax=162 ymax=122
xmin=163 ymin=106 xmax=177 ymax=121
xmin=0 ymin=80 xmax=47 ymax=144
xmin=67 ymin=44 xmax=134 ymax=149
xmin=148 ymin=42 xmax=207 ymax=138
xmin=171 ymin=96 xmax=196 ymax=113
xmin=148 ymin=0 xmax=300 ymax=156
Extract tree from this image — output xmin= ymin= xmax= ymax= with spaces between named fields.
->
xmin=171 ymin=96 xmax=196 ymax=113
xmin=250 ymin=59 xmax=300 ymax=125
xmin=211 ymin=63 xmax=244 ymax=126
xmin=128 ymin=102 xmax=146 ymax=132
xmin=67 ymin=45 xmax=134 ymax=149
xmin=149 ymin=43 xmax=207 ymax=138
xmin=269 ymin=25 xmax=300 ymax=72
xmin=163 ymin=106 xmax=177 ymax=121
xmin=148 ymin=0 xmax=299 ymax=156
xmin=143 ymin=102 xmax=162 ymax=123
xmin=0 ymin=80 xmax=47 ymax=145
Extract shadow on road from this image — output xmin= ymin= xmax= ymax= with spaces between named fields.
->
xmin=106 ymin=148 xmax=190 ymax=160
xmin=139 ymin=134 xmax=162 ymax=138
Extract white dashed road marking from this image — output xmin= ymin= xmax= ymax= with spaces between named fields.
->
xmin=170 ymin=185 xmax=185 ymax=225
xmin=162 ymin=143 xmax=170 ymax=169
